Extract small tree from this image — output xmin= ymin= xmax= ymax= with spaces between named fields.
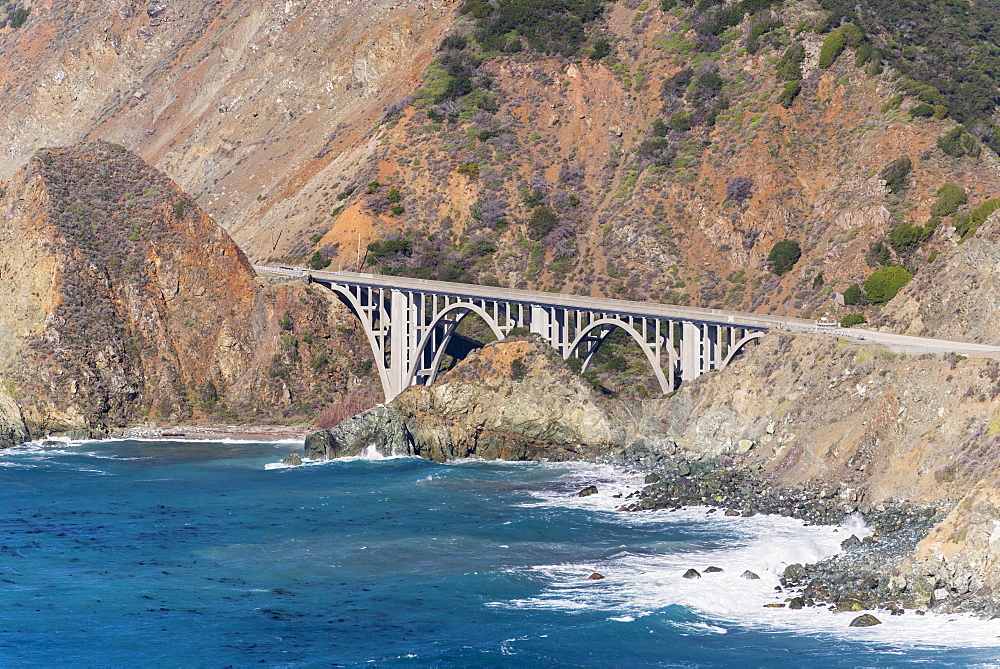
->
xmin=818 ymin=31 xmax=845 ymax=68
xmin=840 ymin=313 xmax=867 ymax=328
xmin=864 ymin=266 xmax=912 ymax=305
xmin=930 ymin=182 xmax=967 ymax=217
xmin=767 ymin=239 xmax=801 ymax=275
xmin=880 ymin=156 xmax=911 ymax=193
xmin=843 ymin=283 xmax=867 ymax=305
xmin=527 ymin=206 xmax=558 ymax=240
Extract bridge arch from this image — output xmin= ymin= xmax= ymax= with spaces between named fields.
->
xmin=722 ymin=332 xmax=764 ymax=367
xmin=566 ymin=318 xmax=674 ymax=394
xmin=406 ymin=301 xmax=507 ymax=388
xmin=322 ymin=283 xmax=393 ymax=399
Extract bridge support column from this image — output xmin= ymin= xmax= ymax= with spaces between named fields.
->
xmin=680 ymin=321 xmax=701 ymax=382
xmin=387 ymin=289 xmax=417 ymax=400
xmin=529 ymin=306 xmax=551 ymax=340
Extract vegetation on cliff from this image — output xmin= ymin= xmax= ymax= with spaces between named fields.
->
xmin=0 ymin=143 xmax=375 ymax=443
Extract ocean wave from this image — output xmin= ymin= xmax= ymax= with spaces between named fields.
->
xmin=494 ymin=509 xmax=1000 ymax=650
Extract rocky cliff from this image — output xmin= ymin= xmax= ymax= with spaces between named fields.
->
xmin=0 ymin=141 xmax=375 ymax=445
xmin=304 ymin=337 xmax=662 ymax=462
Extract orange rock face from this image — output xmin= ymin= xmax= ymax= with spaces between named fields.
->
xmin=0 ymin=142 xmax=376 ymax=441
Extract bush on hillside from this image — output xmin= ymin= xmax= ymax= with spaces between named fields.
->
xmin=767 ymin=239 xmax=801 ymax=276
xmin=937 ymin=126 xmax=980 ymax=158
xmin=880 ymin=156 xmax=911 ymax=193
xmin=930 ymin=182 xmax=967 ymax=217
xmin=955 ymin=198 xmax=1000 ymax=240
xmin=777 ymin=81 xmax=800 ymax=108
xmin=527 ymin=206 xmax=559 ymax=241
xmin=840 ymin=313 xmax=867 ymax=327
xmin=725 ymin=176 xmax=754 ymax=204
xmin=842 ymin=283 xmax=867 ymax=305
xmin=818 ymin=31 xmax=845 ymax=68
xmin=864 ymin=266 xmax=912 ymax=305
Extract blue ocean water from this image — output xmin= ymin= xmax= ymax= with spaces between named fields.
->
xmin=0 ymin=440 xmax=998 ymax=667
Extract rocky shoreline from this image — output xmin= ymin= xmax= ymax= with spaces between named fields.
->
xmin=594 ymin=446 xmax=985 ymax=621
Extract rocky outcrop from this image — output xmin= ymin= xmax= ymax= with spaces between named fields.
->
xmin=0 ymin=142 xmax=374 ymax=446
xmin=305 ymin=337 xmax=628 ymax=462
xmin=305 ymin=405 xmax=414 ymax=459
xmin=879 ymin=210 xmax=1000 ymax=345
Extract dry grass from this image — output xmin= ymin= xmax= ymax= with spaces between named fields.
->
xmin=314 ymin=385 xmax=383 ymax=428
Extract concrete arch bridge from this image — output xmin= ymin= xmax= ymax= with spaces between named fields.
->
xmin=257 ymin=267 xmax=805 ymax=401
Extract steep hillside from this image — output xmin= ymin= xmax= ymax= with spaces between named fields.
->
xmin=876 ymin=209 xmax=1000 ymax=345
xmin=0 ymin=0 xmax=456 ymax=260
xmin=0 ymin=142 xmax=374 ymax=443
xmin=311 ymin=0 xmax=1000 ymax=323
xmin=2 ymin=0 xmax=998 ymax=333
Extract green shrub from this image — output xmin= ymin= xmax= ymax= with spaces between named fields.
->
xmin=387 ymin=188 xmax=402 ymax=203
xmin=818 ymin=31 xmax=845 ymax=69
xmin=367 ymin=237 xmax=413 ymax=264
xmin=9 ymin=8 xmax=29 ymax=28
xmin=767 ymin=239 xmax=801 ymax=276
xmin=887 ymin=224 xmax=924 ymax=254
xmin=864 ymin=266 xmax=911 ymax=305
xmin=776 ymin=43 xmax=805 ymax=81
xmin=308 ymin=251 xmax=331 ymax=270
xmin=868 ymin=240 xmax=892 ymax=267
xmin=389 ymin=204 xmax=405 ymax=216
xmin=840 ymin=313 xmax=867 ymax=328
xmin=840 ymin=23 xmax=864 ymax=47
xmin=910 ymin=103 xmax=935 ymax=118
xmin=365 ymin=181 xmax=381 ymax=194
xmin=590 ymin=38 xmax=612 ymax=60
xmin=955 ymin=198 xmax=1000 ymax=240
xmin=843 ymin=283 xmax=867 ymax=305
xmin=527 ymin=206 xmax=559 ymax=240
xmin=457 ymin=162 xmax=480 ymax=177
xmin=937 ymin=127 xmax=980 ymax=158
xmin=880 ymin=156 xmax=911 ymax=193
xmin=812 ymin=273 xmax=825 ymax=287
xmin=881 ymin=94 xmax=903 ymax=113
xmin=930 ymin=182 xmax=967 ymax=217
xmin=777 ymin=81 xmax=800 ymax=108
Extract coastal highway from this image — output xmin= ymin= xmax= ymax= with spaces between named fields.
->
xmin=255 ymin=265 xmax=1000 ymax=360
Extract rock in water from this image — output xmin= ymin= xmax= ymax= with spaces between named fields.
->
xmin=683 ymin=568 xmax=701 ymax=579
xmin=305 ymin=405 xmax=414 ymax=459
xmin=741 ymin=570 xmax=761 ymax=580
xmin=588 ymin=572 xmax=605 ymax=580
xmin=849 ymin=614 xmax=882 ymax=627
xmin=282 ymin=451 xmax=303 ymax=466
xmin=704 ymin=566 xmax=723 ymax=573
xmin=578 ymin=485 xmax=599 ymax=497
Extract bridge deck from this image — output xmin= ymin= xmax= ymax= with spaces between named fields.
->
xmin=255 ymin=265 xmax=1000 ymax=359
xmin=258 ymin=266 xmax=810 ymax=330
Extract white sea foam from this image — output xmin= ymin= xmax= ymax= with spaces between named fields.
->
xmin=265 ymin=444 xmax=419 ymax=469
xmin=493 ymin=461 xmax=1000 ymax=651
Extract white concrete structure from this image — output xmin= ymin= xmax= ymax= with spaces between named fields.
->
xmin=256 ymin=267 xmax=1000 ymax=401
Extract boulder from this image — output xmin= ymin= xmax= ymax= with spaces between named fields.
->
xmin=282 ymin=451 xmax=303 ymax=466
xmin=304 ymin=405 xmax=414 ymax=459
xmin=741 ymin=570 xmax=761 ymax=580
xmin=578 ymin=485 xmax=599 ymax=497
xmin=682 ymin=568 xmax=701 ymax=579
xmin=849 ymin=614 xmax=882 ymax=627
xmin=704 ymin=566 xmax=723 ymax=573
xmin=588 ymin=572 xmax=605 ymax=580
